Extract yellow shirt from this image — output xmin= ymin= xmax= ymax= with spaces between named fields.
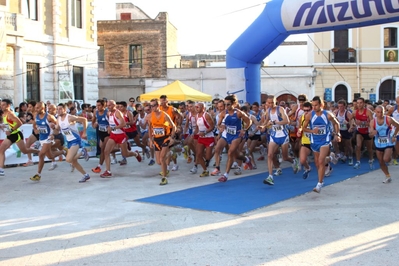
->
xmin=300 ymin=114 xmax=311 ymax=145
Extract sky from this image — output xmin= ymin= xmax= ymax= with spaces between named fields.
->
xmin=95 ymin=0 xmax=270 ymax=55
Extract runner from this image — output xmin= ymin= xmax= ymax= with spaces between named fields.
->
xmin=53 ymin=103 xmax=91 ymax=183
xmin=261 ymin=95 xmax=298 ymax=185
xmin=302 ymin=96 xmax=341 ymax=193
xmin=30 ymin=102 xmax=66 ymax=181
xmin=146 ymin=98 xmax=176 ymax=185
xmin=23 ymin=100 xmax=39 ymax=167
xmin=297 ymin=101 xmax=313 ymax=179
xmin=99 ymin=100 xmax=142 ymax=178
xmin=137 ymin=103 xmax=154 ymax=165
xmin=387 ymin=96 xmax=399 ymax=165
xmin=334 ymin=100 xmax=354 ymax=165
xmin=214 ymin=95 xmax=252 ymax=182
xmin=0 ymin=99 xmax=40 ymax=176
xmin=91 ymin=99 xmax=109 ymax=173
xmin=47 ymin=103 xmax=66 ymax=170
xmin=352 ymin=97 xmax=374 ymax=169
xmin=369 ymin=105 xmax=399 ymax=183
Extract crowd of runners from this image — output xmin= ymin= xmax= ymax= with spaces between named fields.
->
xmin=1 ymin=94 xmax=399 ymax=193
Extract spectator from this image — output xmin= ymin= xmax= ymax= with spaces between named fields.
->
xmin=128 ymin=97 xmax=135 ymax=112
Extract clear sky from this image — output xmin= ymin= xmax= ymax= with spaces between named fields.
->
xmin=95 ymin=0 xmax=268 ymax=55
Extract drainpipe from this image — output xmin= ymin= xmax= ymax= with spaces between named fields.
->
xmin=356 ymin=28 xmax=360 ymax=94
xmin=52 ymin=0 xmax=59 ymax=103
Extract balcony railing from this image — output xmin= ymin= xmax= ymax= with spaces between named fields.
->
xmin=1 ymin=11 xmax=17 ymax=31
xmin=329 ymin=48 xmax=356 ymax=63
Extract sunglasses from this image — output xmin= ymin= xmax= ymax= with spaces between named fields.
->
xmin=225 ymin=103 xmax=232 ymax=106
xmin=130 ymin=101 xmax=135 ymax=103
xmin=150 ymin=104 xmax=157 ymax=107
xmin=303 ymin=109 xmax=311 ymax=112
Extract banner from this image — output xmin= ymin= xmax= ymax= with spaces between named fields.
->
xmin=59 ymin=80 xmax=74 ymax=103
xmin=0 ymin=123 xmax=98 ymax=166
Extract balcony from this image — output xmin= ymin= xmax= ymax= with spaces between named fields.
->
xmin=329 ymin=48 xmax=356 ymax=63
xmin=1 ymin=11 xmax=24 ymax=37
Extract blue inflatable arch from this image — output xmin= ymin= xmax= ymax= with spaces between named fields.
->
xmin=226 ymin=0 xmax=399 ymax=103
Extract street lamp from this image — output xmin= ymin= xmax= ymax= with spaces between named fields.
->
xmin=361 ymin=88 xmax=374 ymax=99
xmin=311 ymin=68 xmax=317 ymax=85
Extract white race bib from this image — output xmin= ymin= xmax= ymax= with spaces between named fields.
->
xmin=99 ymin=125 xmax=107 ymax=132
xmin=377 ymin=137 xmax=389 ymax=144
xmin=154 ymin=127 xmax=165 ymax=136
xmin=358 ymin=121 xmax=368 ymax=128
xmin=340 ymin=123 xmax=347 ymax=131
xmin=272 ymin=125 xmax=283 ymax=132
xmin=226 ymin=126 xmax=237 ymax=135
xmin=314 ymin=126 xmax=326 ymax=135
xmin=38 ymin=126 xmax=48 ymax=134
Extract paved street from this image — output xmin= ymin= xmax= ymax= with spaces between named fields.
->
xmin=1 ymin=154 xmax=398 ymax=265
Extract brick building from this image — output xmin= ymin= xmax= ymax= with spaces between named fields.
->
xmin=97 ymin=3 xmax=180 ymax=101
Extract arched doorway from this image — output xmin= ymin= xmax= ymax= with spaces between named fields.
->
xmin=276 ymin=94 xmax=297 ymax=105
xmin=379 ymin=79 xmax=396 ymax=101
xmin=334 ymin=85 xmax=348 ymax=102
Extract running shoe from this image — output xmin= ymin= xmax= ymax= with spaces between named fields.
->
xmin=119 ymin=159 xmax=127 ymax=166
xmin=393 ymin=159 xmax=398 ymax=166
xmin=234 ymin=167 xmax=242 ymax=175
xmin=30 ymin=174 xmax=41 ymax=181
xmin=111 ymin=158 xmax=117 ymax=164
xmin=330 ymin=152 xmax=338 ymax=164
xmin=340 ymin=155 xmax=347 ymax=164
xmin=81 ymin=148 xmax=89 ymax=161
xmin=292 ymin=158 xmax=299 ymax=174
xmin=383 ymin=176 xmax=392 ymax=183
xmin=187 ymin=156 xmax=193 ymax=164
xmin=303 ymin=168 xmax=311 ymax=179
xmin=257 ymin=155 xmax=265 ymax=161
xmin=171 ymin=165 xmax=179 ymax=171
xmin=183 ymin=145 xmax=189 ymax=159
xmin=160 ymin=177 xmax=168 ymax=185
xmin=0 ymin=169 xmax=4 ymax=176
xmin=348 ymin=157 xmax=354 ymax=166
xmin=79 ymin=174 xmax=90 ymax=183
xmin=243 ymin=156 xmax=253 ymax=170
xmin=369 ymin=159 xmax=374 ymax=170
xmin=325 ymin=165 xmax=333 ymax=177
xmin=190 ymin=166 xmax=197 ymax=174
xmin=23 ymin=161 xmax=34 ymax=167
xmin=353 ymin=161 xmax=361 ymax=169
xmin=200 ymin=170 xmax=209 ymax=177
xmin=274 ymin=168 xmax=282 ymax=176
xmin=100 ymin=170 xmax=112 ymax=178
xmin=263 ymin=175 xmax=274 ymax=185
xmin=313 ymin=182 xmax=323 ymax=193
xmin=231 ymin=162 xmax=239 ymax=169
xmin=92 ymin=166 xmax=101 ymax=173
xmin=135 ymin=150 xmax=142 ymax=162
xmin=148 ymin=159 xmax=155 ymax=166
xmin=48 ymin=164 xmax=58 ymax=171
xmin=211 ymin=168 xmax=220 ymax=176
xmin=218 ymin=175 xmax=228 ymax=182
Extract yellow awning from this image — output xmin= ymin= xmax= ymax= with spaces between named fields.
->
xmin=140 ymin=80 xmax=213 ymax=102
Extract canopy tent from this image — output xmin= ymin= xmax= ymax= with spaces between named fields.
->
xmin=140 ymin=80 xmax=212 ymax=102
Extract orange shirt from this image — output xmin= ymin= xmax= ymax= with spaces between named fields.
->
xmin=150 ymin=111 xmax=170 ymax=138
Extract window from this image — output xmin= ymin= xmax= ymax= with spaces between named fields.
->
xmin=98 ymin=45 xmax=104 ymax=69
xmin=334 ymin=85 xmax=348 ymax=102
xmin=379 ymin=79 xmax=396 ymax=101
xmin=333 ymin=30 xmax=349 ymax=63
xmin=26 ymin=63 xmax=40 ymax=101
xmin=129 ymin=45 xmax=142 ymax=69
xmin=121 ymin=13 xmax=131 ymax=20
xmin=384 ymin=27 xmax=397 ymax=48
xmin=24 ymin=0 xmax=38 ymax=20
xmin=71 ymin=0 xmax=82 ymax=28
xmin=73 ymin=66 xmax=84 ymax=100
xmin=0 ymin=0 xmax=6 ymax=6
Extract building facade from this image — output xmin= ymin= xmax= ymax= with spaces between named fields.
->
xmin=312 ymin=23 xmax=399 ymax=103
xmin=97 ymin=3 xmax=180 ymax=101
xmin=0 ymin=0 xmax=98 ymax=106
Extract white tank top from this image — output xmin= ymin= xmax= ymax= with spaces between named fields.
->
xmin=196 ymin=113 xmax=214 ymax=137
xmin=138 ymin=113 xmax=148 ymax=132
xmin=109 ymin=111 xmax=124 ymax=134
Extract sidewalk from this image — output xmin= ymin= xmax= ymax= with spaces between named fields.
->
xmin=0 ymin=154 xmax=398 ymax=265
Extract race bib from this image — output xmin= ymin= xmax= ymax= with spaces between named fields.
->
xmin=62 ymin=129 xmax=72 ymax=135
xmin=154 ymin=127 xmax=165 ymax=136
xmin=99 ymin=125 xmax=107 ymax=132
xmin=358 ymin=121 xmax=368 ymax=128
xmin=305 ymin=133 xmax=312 ymax=139
xmin=272 ymin=125 xmax=283 ymax=131
xmin=226 ymin=126 xmax=237 ymax=135
xmin=314 ymin=126 xmax=326 ymax=135
xmin=110 ymin=125 xmax=117 ymax=131
xmin=38 ymin=126 xmax=48 ymax=134
xmin=377 ymin=137 xmax=389 ymax=144
xmin=340 ymin=123 xmax=347 ymax=131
